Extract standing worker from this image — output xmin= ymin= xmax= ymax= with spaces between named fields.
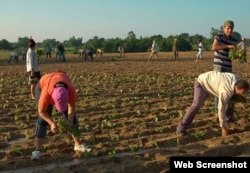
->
xmin=148 ymin=40 xmax=159 ymax=61
xmin=196 ymin=39 xmax=204 ymax=62
xmin=173 ymin=38 xmax=178 ymax=60
xmin=212 ymin=20 xmax=237 ymax=115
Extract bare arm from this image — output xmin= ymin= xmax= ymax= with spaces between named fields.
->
xmin=38 ymin=107 xmax=57 ymax=133
xmin=67 ymin=102 xmax=76 ymax=126
xmin=212 ymin=39 xmax=235 ymax=51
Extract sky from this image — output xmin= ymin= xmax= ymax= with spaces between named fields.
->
xmin=1 ymin=0 xmax=250 ymax=43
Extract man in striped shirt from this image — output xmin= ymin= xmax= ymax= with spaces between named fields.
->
xmin=212 ymin=20 xmax=237 ymax=114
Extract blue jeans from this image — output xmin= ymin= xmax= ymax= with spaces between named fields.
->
xmin=34 ymin=82 xmax=78 ymax=138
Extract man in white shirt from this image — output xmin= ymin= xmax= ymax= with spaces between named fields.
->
xmin=176 ymin=71 xmax=249 ymax=137
xmin=148 ymin=40 xmax=159 ymax=61
xmin=196 ymin=39 xmax=204 ymax=62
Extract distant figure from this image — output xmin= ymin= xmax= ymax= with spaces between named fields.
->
xmin=173 ymin=38 xmax=178 ymax=60
xmin=26 ymin=38 xmax=41 ymax=99
xmin=8 ymin=51 xmax=19 ymax=64
xmin=55 ymin=47 xmax=59 ymax=59
xmin=79 ymin=49 xmax=84 ymax=58
xmin=118 ymin=46 xmax=125 ymax=57
xmin=237 ymin=37 xmax=248 ymax=63
xmin=45 ymin=45 xmax=52 ymax=60
xmin=57 ymin=42 xmax=66 ymax=62
xmin=96 ymin=48 xmax=103 ymax=57
xmin=148 ymin=40 xmax=159 ymax=61
xmin=21 ymin=47 xmax=27 ymax=61
xmin=195 ymin=39 xmax=204 ymax=62
xmin=83 ymin=49 xmax=93 ymax=61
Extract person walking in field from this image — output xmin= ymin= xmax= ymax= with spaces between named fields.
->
xmin=173 ymin=38 xmax=178 ymax=60
xmin=176 ymin=71 xmax=249 ymax=137
xmin=118 ymin=46 xmax=125 ymax=57
xmin=148 ymin=40 xmax=159 ymax=61
xmin=45 ymin=45 xmax=52 ymax=60
xmin=195 ymin=39 xmax=204 ymax=62
xmin=26 ymin=39 xmax=41 ymax=99
xmin=57 ymin=42 xmax=66 ymax=62
xmin=212 ymin=20 xmax=237 ymax=115
xmin=31 ymin=70 xmax=91 ymax=160
xmin=237 ymin=37 xmax=248 ymax=63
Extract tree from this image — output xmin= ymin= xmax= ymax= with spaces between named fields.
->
xmin=210 ymin=27 xmax=221 ymax=40
xmin=65 ymin=36 xmax=83 ymax=47
xmin=17 ymin=36 xmax=30 ymax=48
xmin=127 ymin=31 xmax=136 ymax=40
xmin=41 ymin=39 xmax=57 ymax=48
xmin=0 ymin=39 xmax=12 ymax=50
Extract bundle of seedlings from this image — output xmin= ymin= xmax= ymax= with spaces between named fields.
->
xmin=57 ymin=119 xmax=80 ymax=137
xmin=229 ymin=48 xmax=245 ymax=63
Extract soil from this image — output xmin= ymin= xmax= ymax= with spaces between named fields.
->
xmin=0 ymin=51 xmax=250 ymax=173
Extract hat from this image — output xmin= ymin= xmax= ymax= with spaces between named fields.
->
xmin=224 ymin=20 xmax=234 ymax=27
xmin=52 ymin=87 xmax=69 ymax=112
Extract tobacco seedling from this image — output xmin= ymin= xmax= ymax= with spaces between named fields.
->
xmin=57 ymin=120 xmax=80 ymax=137
xmin=194 ymin=131 xmax=205 ymax=140
xmin=12 ymin=146 xmax=24 ymax=156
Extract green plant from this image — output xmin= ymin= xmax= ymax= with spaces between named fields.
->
xmin=14 ymin=115 xmax=20 ymax=121
xmin=111 ymin=135 xmax=119 ymax=142
xmin=108 ymin=150 xmax=116 ymax=157
xmin=84 ymin=151 xmax=91 ymax=159
xmin=194 ymin=131 xmax=205 ymax=140
xmin=229 ymin=48 xmax=245 ymax=63
xmin=40 ymin=146 xmax=47 ymax=153
xmin=158 ymin=127 xmax=164 ymax=133
xmin=12 ymin=146 xmax=24 ymax=156
xmin=153 ymin=116 xmax=158 ymax=122
xmin=57 ymin=120 xmax=80 ymax=137
xmin=130 ymin=145 xmax=139 ymax=152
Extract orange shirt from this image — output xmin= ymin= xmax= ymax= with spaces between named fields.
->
xmin=38 ymin=71 xmax=77 ymax=110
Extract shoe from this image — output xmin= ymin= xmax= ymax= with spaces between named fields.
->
xmin=74 ymin=143 xmax=92 ymax=152
xmin=31 ymin=150 xmax=41 ymax=160
xmin=176 ymin=130 xmax=187 ymax=136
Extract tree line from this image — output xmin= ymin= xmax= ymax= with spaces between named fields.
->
xmin=0 ymin=27 xmax=247 ymax=54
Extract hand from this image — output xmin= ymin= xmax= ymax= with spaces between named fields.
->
xmin=228 ymin=45 xmax=236 ymax=49
xmin=221 ymin=127 xmax=228 ymax=137
xmin=50 ymin=122 xmax=58 ymax=133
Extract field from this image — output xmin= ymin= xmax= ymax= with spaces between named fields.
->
xmin=0 ymin=51 xmax=250 ymax=173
